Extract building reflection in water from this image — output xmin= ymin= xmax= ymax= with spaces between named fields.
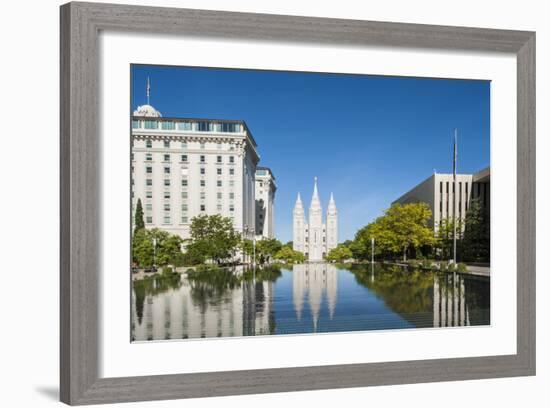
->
xmin=132 ymin=266 xmax=276 ymax=341
xmin=292 ymin=263 xmax=338 ymax=331
xmin=433 ymin=273 xmax=470 ymax=328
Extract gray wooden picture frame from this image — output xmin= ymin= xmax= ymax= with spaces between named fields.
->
xmin=60 ymin=1 xmax=536 ymax=405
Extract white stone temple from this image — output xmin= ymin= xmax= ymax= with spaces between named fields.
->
xmin=293 ymin=178 xmax=338 ymax=261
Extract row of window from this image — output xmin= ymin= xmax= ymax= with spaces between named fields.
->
xmin=133 ymin=120 xmax=243 ymax=133
xmin=139 ymin=151 xmax=236 ymax=164
xmin=145 ymin=203 xmax=236 ymax=212
xmin=141 ymin=191 xmax=236 ymax=200
xmin=143 ymin=165 xmax=235 ymax=176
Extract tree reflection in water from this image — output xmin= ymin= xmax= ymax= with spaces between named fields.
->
xmin=348 ymin=264 xmax=490 ymax=328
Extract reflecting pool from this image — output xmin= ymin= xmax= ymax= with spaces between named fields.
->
xmin=131 ymin=263 xmax=490 ymax=341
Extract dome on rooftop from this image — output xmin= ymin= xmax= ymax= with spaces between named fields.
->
xmin=133 ymin=104 xmax=162 ymax=118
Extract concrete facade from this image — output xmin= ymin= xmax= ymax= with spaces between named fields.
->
xmin=393 ymin=167 xmax=490 ymax=232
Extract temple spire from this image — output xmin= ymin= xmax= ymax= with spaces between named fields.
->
xmin=313 ymin=177 xmax=319 ymax=199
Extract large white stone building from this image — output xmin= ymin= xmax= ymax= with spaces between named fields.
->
xmin=131 ymin=100 xmax=274 ymax=242
xmin=293 ymin=178 xmax=338 ymax=261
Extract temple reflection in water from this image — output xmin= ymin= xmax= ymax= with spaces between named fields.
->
xmin=131 ymin=264 xmax=489 ymax=341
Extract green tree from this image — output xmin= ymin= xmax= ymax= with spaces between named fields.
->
xmin=436 ymin=217 xmax=463 ymax=260
xmin=274 ymin=246 xmax=306 ymax=264
xmin=131 ymin=228 xmax=184 ymax=267
xmin=326 ymin=244 xmax=353 ymax=262
xmin=132 ymin=228 xmax=154 ymax=267
xmin=188 ymin=214 xmax=240 ymax=263
xmin=462 ymin=198 xmax=490 ymax=262
xmin=351 ymin=203 xmax=436 ymax=261
xmin=256 ymin=238 xmax=283 ymax=264
xmin=133 ymin=198 xmax=145 ymax=234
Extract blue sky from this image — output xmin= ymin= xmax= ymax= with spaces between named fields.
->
xmin=131 ymin=65 xmax=490 ymax=243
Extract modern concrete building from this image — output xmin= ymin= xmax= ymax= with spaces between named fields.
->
xmin=293 ymin=178 xmax=338 ymax=261
xmin=393 ymin=167 xmax=490 ymax=232
xmin=255 ymin=167 xmax=277 ymax=239
xmin=131 ymin=101 xmax=266 ymax=241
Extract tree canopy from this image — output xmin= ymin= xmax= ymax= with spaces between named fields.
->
xmin=133 ymin=198 xmax=145 ymax=234
xmin=351 ymin=203 xmax=436 ymax=261
xmin=187 ymin=214 xmax=240 ymax=263
xmin=326 ymin=244 xmax=353 ymax=262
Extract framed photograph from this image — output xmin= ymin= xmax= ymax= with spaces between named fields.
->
xmin=60 ymin=2 xmax=535 ymax=405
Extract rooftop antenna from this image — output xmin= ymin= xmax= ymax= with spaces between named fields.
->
xmin=146 ymin=76 xmax=151 ymax=105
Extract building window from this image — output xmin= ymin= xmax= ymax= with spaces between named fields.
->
xmin=200 ymin=155 xmax=205 ymax=163
xmin=198 ymin=122 xmax=212 ymax=132
xmin=181 ymin=216 xmax=188 ymax=223
xmin=132 ymin=120 xmax=140 ymax=129
xmin=163 ymin=140 xmax=170 ymax=148
xmin=177 ymin=122 xmax=192 ymax=131
xmin=163 ymin=216 xmax=171 ymax=224
xmin=440 ymin=181 xmax=443 ymax=193
xmin=200 ymin=192 xmax=206 ymax=200
xmin=222 ymin=123 xmax=240 ymax=133
xmin=144 ymin=121 xmax=157 ymax=130
xmin=181 ymin=179 xmax=188 ymax=187
xmin=146 ymin=140 xmax=152 ymax=148
xmin=217 ymin=180 xmax=222 ymax=187
xmin=164 ymin=167 xmax=170 ymax=174
xmin=164 ymin=204 xmax=170 ymax=211
xmin=164 ymin=179 xmax=170 ymax=186
xmin=200 ymin=204 xmax=206 ymax=211
xmin=146 ymin=204 xmax=152 ymax=211
xmin=229 ymin=156 xmax=235 ymax=163
xmin=146 ymin=166 xmax=152 ymax=174
xmin=446 ymin=182 xmax=449 ymax=194
xmin=146 ymin=216 xmax=153 ymax=224
xmin=146 ymin=153 xmax=152 ymax=161
xmin=229 ymin=192 xmax=235 ymax=200
xmin=200 ymin=142 xmax=205 ymax=149
xmin=181 ymin=154 xmax=187 ymax=162
xmin=161 ymin=121 xmax=175 ymax=130
xmin=146 ymin=191 xmax=152 ymax=199
xmin=163 ymin=154 xmax=170 ymax=162
xmin=217 ymin=204 xmax=222 ymax=212
xmin=229 ymin=168 xmax=234 ymax=176
xmin=229 ymin=180 xmax=234 ymax=187
xmin=182 ymin=203 xmax=188 ymax=211
xmin=181 ymin=191 xmax=188 ymax=199
xmin=217 ymin=192 xmax=222 ymax=200
xmin=146 ymin=179 xmax=152 ymax=186
xmin=217 ymin=155 xmax=222 ymax=163
xmin=200 ymin=168 xmax=205 ymax=175
xmin=164 ymin=192 xmax=170 ymax=199
xmin=217 ymin=168 xmax=222 ymax=175
xmin=229 ymin=204 xmax=234 ymax=212
xmin=200 ymin=180 xmax=205 ymax=187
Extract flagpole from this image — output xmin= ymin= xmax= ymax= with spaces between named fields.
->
xmin=453 ymin=129 xmax=458 ymax=265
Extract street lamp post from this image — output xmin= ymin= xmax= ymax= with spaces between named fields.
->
xmin=371 ymin=237 xmax=375 ymax=264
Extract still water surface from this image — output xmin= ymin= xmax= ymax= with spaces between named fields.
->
xmin=131 ymin=263 xmax=490 ymax=341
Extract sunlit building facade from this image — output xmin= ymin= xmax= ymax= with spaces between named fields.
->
xmin=131 ymin=102 xmax=267 ymax=241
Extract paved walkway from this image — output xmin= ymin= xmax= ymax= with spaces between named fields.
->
xmin=465 ymin=265 xmax=490 ymax=277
